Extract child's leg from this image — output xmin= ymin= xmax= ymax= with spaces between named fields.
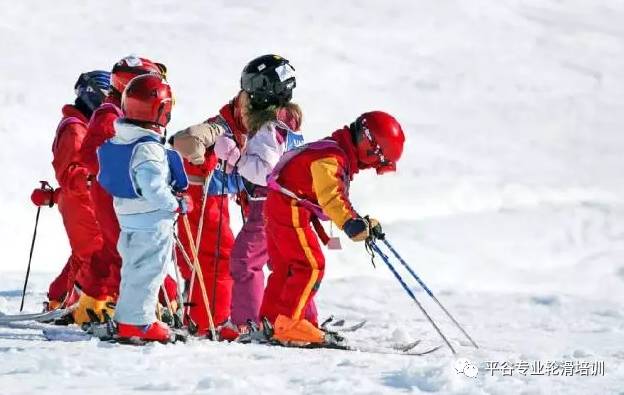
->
xmin=47 ymin=257 xmax=74 ymax=303
xmin=258 ymin=230 xmax=289 ymax=325
xmin=114 ymin=224 xmax=173 ymax=325
xmin=278 ymin=222 xmax=325 ymax=324
xmin=230 ymin=199 xmax=269 ymax=325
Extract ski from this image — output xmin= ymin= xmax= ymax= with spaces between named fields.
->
xmin=43 ymin=325 xmax=91 ymax=342
xmin=39 ymin=322 xmax=438 ymax=354
xmin=252 ymin=338 xmax=441 ymax=357
xmin=42 ymin=323 xmax=189 ymax=345
xmin=237 ymin=317 xmax=439 ymax=356
xmin=328 ymin=319 xmax=367 ymax=333
xmin=348 ymin=343 xmax=444 ymax=356
xmin=394 ymin=340 xmax=421 ymax=352
xmin=0 ymin=307 xmax=73 ymax=324
xmin=336 ymin=344 xmax=443 ymax=356
xmin=320 ymin=315 xmax=367 ymax=333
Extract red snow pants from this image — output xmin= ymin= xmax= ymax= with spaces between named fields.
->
xmin=88 ymin=180 xmax=122 ymax=297
xmin=48 ymin=187 xmax=110 ymax=300
xmin=260 ymin=191 xmax=324 ymax=327
xmin=47 ymin=255 xmax=78 ymax=301
xmin=176 ymin=184 xmax=234 ymax=332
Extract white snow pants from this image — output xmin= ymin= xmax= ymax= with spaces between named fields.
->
xmin=114 ymin=221 xmax=173 ymax=325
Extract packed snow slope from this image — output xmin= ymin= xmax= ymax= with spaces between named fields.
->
xmin=1 ymin=0 xmax=624 ymax=394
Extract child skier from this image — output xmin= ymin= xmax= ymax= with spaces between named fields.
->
xmin=259 ymin=111 xmax=405 ymax=346
xmin=170 ymin=54 xmax=298 ymax=339
xmin=78 ymin=56 xmax=178 ymax=323
xmin=97 ymin=73 xmax=188 ymax=342
xmin=30 ymin=71 xmax=111 ymax=319
xmin=213 ymin=54 xmax=303 ymax=333
xmin=169 ymin=68 xmax=253 ymax=337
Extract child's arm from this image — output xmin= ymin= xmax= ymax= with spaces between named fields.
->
xmin=171 ymin=119 xmax=226 ymax=165
xmin=236 ymin=124 xmax=283 ymax=186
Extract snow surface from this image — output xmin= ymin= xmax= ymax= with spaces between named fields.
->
xmin=1 ymin=0 xmax=624 ymax=393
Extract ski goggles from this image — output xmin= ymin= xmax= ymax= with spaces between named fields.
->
xmin=359 ymin=121 xmax=397 ymax=175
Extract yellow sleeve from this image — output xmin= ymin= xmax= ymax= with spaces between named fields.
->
xmin=310 ymin=157 xmax=357 ymax=229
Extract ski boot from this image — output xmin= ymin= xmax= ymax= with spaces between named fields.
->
xmin=215 ymin=318 xmax=240 ymax=342
xmin=236 ymin=318 xmax=273 ymax=344
xmin=159 ymin=303 xmax=183 ymax=329
xmin=271 ymin=314 xmax=348 ymax=349
xmin=82 ymin=309 xmax=116 ymax=341
xmin=43 ymin=287 xmax=82 ymax=325
xmin=116 ymin=321 xmax=173 ymax=344
xmin=43 ymin=299 xmax=62 ymax=312
xmin=72 ymin=293 xmax=116 ymax=326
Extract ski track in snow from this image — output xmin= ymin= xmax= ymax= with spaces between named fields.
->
xmin=1 ymin=0 xmax=624 ymax=393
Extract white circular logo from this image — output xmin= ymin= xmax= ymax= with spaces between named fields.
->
xmin=454 ymin=358 xmax=478 ymax=378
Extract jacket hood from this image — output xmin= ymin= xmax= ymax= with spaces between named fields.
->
xmin=220 ymin=98 xmax=248 ymax=136
xmin=61 ymin=104 xmax=89 ymax=123
xmin=329 ymin=127 xmax=360 ymax=179
xmin=111 ymin=118 xmax=162 ymax=144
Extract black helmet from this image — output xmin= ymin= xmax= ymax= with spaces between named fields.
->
xmin=240 ymin=54 xmax=296 ymax=109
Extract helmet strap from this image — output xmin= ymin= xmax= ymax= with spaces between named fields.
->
xmin=155 ymin=102 xmax=165 ymax=127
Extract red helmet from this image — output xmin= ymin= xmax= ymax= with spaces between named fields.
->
xmin=111 ymin=55 xmax=166 ymax=95
xmin=352 ymin=111 xmax=405 ymax=174
xmin=122 ymin=74 xmax=173 ymax=129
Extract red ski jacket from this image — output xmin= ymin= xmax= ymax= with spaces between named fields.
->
xmin=52 ymin=105 xmax=90 ymax=190
xmin=49 ymin=104 xmax=108 ymax=300
xmin=81 ymin=97 xmax=123 ymax=175
xmin=52 ymin=105 xmax=103 ymax=259
xmin=268 ymin=127 xmax=360 ymax=229
xmin=80 ymin=98 xmax=124 ymax=297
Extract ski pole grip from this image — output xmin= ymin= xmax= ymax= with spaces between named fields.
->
xmin=39 ymin=180 xmax=54 ymax=192
xmin=364 ymin=215 xmax=385 ymax=240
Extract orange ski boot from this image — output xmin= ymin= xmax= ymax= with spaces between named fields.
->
xmin=272 ymin=314 xmax=326 ymax=346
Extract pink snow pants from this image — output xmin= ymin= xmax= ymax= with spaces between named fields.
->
xmin=230 ymin=198 xmax=269 ymax=325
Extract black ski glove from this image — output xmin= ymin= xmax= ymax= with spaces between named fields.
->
xmin=344 ymin=216 xmax=384 ymax=242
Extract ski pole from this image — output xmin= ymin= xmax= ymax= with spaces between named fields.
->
xmin=195 ymin=176 xmax=211 ymax=251
xmin=20 ymin=181 xmax=52 ymax=312
xmin=160 ymin=283 xmax=174 ymax=316
xmin=173 ymin=232 xmax=195 ymax=274
xmin=173 ymin=231 xmax=198 ymax=322
xmin=235 ymin=172 xmax=247 ymax=225
xmin=187 ymin=175 xmax=211 ymax=302
xmin=181 ymin=214 xmax=217 ymax=339
xmin=211 ymin=161 xmax=227 ymax=318
xmin=20 ymin=206 xmax=41 ymax=312
xmin=381 ymin=238 xmax=479 ymax=349
xmin=170 ymin=241 xmax=186 ymax=323
xmin=370 ymin=242 xmax=456 ymax=355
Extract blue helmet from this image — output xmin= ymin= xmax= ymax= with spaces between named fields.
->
xmin=74 ymin=70 xmax=111 ymax=111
